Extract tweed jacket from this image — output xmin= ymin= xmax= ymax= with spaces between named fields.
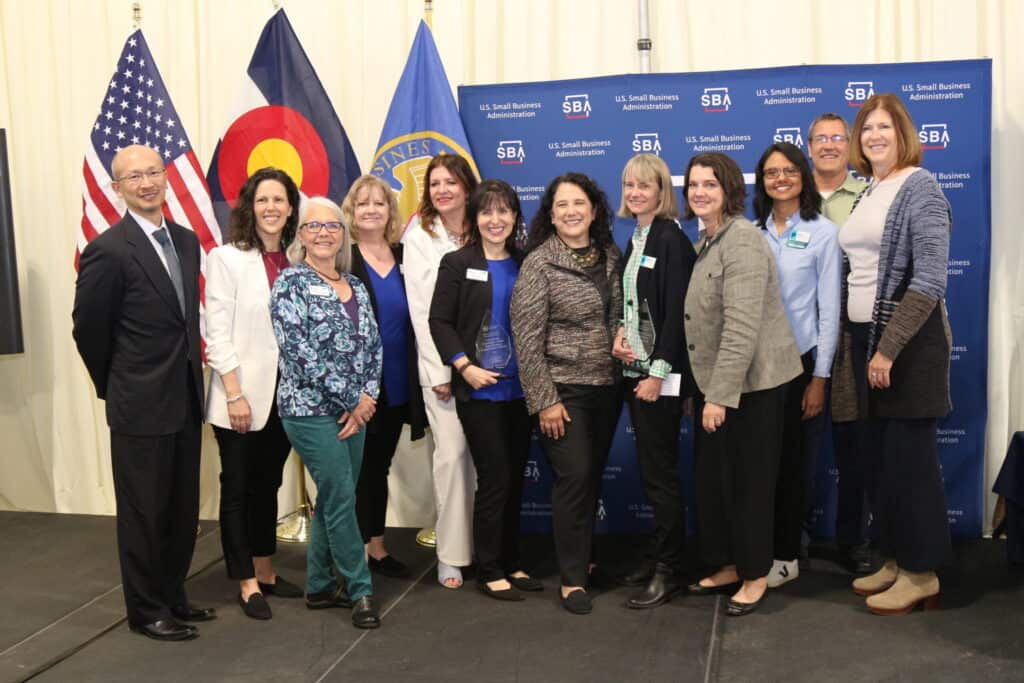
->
xmin=831 ymin=168 xmax=953 ymax=421
xmin=684 ymin=215 xmax=802 ymax=409
xmin=510 ymin=235 xmax=623 ymax=415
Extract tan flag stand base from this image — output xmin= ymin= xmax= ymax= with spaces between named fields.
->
xmin=277 ymin=454 xmax=312 ymax=543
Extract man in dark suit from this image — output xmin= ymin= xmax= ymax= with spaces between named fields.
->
xmin=73 ymin=145 xmax=215 ymax=641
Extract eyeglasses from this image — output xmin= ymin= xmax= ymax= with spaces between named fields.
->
xmin=762 ymin=167 xmax=800 ymax=180
xmin=301 ymin=221 xmax=343 ymax=233
xmin=811 ymin=134 xmax=848 ymax=145
xmin=116 ymin=169 xmax=166 ymax=185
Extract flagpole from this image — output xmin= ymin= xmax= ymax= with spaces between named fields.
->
xmin=424 ymin=0 xmax=433 ymax=29
xmin=131 ymin=2 xmax=141 ymax=29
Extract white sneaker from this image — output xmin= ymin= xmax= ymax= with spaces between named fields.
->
xmin=767 ymin=559 xmax=799 ymax=588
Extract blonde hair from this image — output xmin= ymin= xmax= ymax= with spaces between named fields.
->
xmin=286 ymin=196 xmax=352 ymax=273
xmin=617 ymin=153 xmax=679 ymax=219
xmin=341 ymin=175 xmax=402 ymax=245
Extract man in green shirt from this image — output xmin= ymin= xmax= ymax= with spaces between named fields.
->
xmin=808 ymin=113 xmax=868 ymax=226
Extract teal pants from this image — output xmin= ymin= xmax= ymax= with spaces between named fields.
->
xmin=281 ymin=416 xmax=372 ymax=600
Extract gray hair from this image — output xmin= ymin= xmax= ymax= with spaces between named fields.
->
xmin=286 ymin=195 xmax=352 ymax=273
xmin=807 ymin=112 xmax=852 ymax=145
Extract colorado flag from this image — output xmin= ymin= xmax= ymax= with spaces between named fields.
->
xmin=206 ymin=9 xmax=360 ymax=234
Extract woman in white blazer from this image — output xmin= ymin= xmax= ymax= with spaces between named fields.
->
xmin=205 ymin=168 xmax=304 ymax=619
xmin=402 ymin=154 xmax=479 ymax=588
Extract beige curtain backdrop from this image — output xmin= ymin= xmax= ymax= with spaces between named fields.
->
xmin=0 ymin=0 xmax=1021 ymax=531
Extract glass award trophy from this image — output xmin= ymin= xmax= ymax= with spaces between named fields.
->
xmin=475 ymin=309 xmax=514 ymax=378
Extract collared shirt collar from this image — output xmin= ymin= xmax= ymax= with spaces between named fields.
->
xmin=128 ymin=209 xmax=167 ymax=236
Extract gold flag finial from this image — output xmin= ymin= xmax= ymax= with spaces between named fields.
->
xmin=424 ymin=0 xmax=433 ymax=29
xmin=131 ymin=2 xmax=141 ymax=28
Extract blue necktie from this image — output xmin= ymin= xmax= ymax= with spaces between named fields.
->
xmin=152 ymin=228 xmax=185 ymax=315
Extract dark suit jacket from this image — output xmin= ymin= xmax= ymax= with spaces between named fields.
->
xmin=72 ymin=214 xmax=203 ymax=435
xmin=349 ymin=243 xmax=426 ymax=440
xmin=621 ymin=216 xmax=698 ymax=397
xmin=429 ymin=242 xmax=522 ymax=403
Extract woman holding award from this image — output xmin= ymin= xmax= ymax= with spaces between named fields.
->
xmin=429 ymin=179 xmax=540 ymax=601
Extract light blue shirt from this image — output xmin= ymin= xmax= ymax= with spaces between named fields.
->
xmin=761 ymin=213 xmax=841 ymax=378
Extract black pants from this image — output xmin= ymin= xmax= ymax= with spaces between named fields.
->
xmin=212 ymin=404 xmax=292 ymax=581
xmin=110 ymin=396 xmax=202 ymax=627
xmin=695 ymin=385 xmax=786 ymax=581
xmin=833 ymin=324 xmax=875 ymax=547
xmin=457 ymin=397 xmax=531 ymax=582
xmin=773 ymin=351 xmax=825 ymax=560
xmin=845 ymin=323 xmax=952 ymax=571
xmin=355 ymin=404 xmax=406 ymax=543
xmin=538 ymin=384 xmax=619 ymax=587
xmin=625 ymin=377 xmax=686 ymax=573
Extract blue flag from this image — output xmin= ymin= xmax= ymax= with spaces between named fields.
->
xmin=206 ymin=9 xmax=360 ymax=234
xmin=371 ymin=20 xmax=479 ymax=225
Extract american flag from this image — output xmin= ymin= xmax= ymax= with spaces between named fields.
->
xmin=78 ymin=30 xmax=221 ymax=277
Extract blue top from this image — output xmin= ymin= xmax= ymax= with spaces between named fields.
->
xmin=270 ymin=265 xmax=382 ymax=417
xmin=761 ymin=213 xmax=842 ymax=378
xmin=366 ymin=264 xmax=410 ymax=407
xmin=451 ymin=258 xmax=524 ymax=402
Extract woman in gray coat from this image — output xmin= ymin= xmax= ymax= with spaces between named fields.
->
xmin=682 ymin=153 xmax=802 ymax=617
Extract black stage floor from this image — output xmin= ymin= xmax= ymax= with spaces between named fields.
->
xmin=0 ymin=511 xmax=1021 ymax=682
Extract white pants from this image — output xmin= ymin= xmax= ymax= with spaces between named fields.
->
xmin=422 ymin=387 xmax=475 ymax=567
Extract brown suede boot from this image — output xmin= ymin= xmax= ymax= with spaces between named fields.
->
xmin=851 ymin=559 xmax=898 ymax=596
xmin=865 ymin=569 xmax=940 ymax=615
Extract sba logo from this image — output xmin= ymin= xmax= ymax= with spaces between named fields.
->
xmin=497 ymin=139 xmax=525 ymax=165
xmin=523 ymin=459 xmax=541 ymax=483
xmin=595 ymin=498 xmax=607 ymax=522
xmin=845 ymin=81 xmax=875 ymax=106
xmin=632 ymin=132 xmax=662 ymax=154
xmin=562 ymin=93 xmax=591 ymax=119
xmin=701 ymin=87 xmax=731 ymax=112
xmin=774 ymin=127 xmax=804 ymax=146
xmin=919 ymin=123 xmax=950 ymax=150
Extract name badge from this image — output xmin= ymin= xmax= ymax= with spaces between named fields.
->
xmin=640 ymin=255 xmax=657 ymax=269
xmin=787 ymin=230 xmax=811 ymax=249
xmin=466 ymin=268 xmax=489 ymax=282
xmin=308 ymin=284 xmax=331 ymax=297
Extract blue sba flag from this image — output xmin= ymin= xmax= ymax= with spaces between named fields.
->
xmin=206 ymin=9 xmax=360 ymax=235
xmin=371 ymin=20 xmax=479 ymax=225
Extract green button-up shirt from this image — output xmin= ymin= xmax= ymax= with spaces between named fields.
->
xmin=820 ymin=172 xmax=868 ymax=227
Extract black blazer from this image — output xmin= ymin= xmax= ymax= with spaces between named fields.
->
xmin=72 ymin=214 xmax=204 ymax=435
xmin=429 ymin=242 xmax=522 ymax=403
xmin=349 ymin=244 xmax=426 ymax=441
xmin=621 ymin=216 xmax=698 ymax=398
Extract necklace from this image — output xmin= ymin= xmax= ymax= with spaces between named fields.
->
xmin=263 ymin=250 xmax=286 ymax=280
xmin=866 ymin=166 xmax=900 ymax=196
xmin=558 ymin=236 xmax=600 ymax=268
xmin=305 ymin=259 xmax=341 ymax=282
xmin=444 ymin=226 xmax=466 ymax=246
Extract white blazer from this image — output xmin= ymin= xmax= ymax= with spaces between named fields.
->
xmin=402 ymin=215 xmax=459 ymax=388
xmin=203 ymin=243 xmax=281 ymax=430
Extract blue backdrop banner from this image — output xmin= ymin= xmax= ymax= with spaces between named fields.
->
xmin=459 ymin=59 xmax=991 ymax=538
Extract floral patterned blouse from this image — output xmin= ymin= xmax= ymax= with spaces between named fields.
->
xmin=270 ymin=264 xmax=382 ymax=418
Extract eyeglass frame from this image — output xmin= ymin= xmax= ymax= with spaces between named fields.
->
xmin=300 ymin=221 xmax=344 ymax=233
xmin=762 ymin=166 xmax=801 ymax=180
xmin=810 ymin=134 xmax=849 ymax=145
xmin=115 ymin=168 xmax=166 ymax=185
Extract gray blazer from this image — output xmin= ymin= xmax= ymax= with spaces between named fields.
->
xmin=684 ymin=215 xmax=801 ymax=408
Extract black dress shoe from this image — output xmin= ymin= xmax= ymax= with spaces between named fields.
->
xmin=130 ymin=618 xmax=198 ymax=641
xmin=621 ymin=564 xmax=655 ymax=587
xmin=562 ymin=589 xmax=593 ymax=615
xmin=626 ymin=571 xmax=683 ymax=609
xmin=727 ymin=593 xmax=765 ymax=617
xmin=839 ymin=543 xmax=874 ymax=575
xmin=238 ymin=592 xmax=272 ymax=620
xmin=687 ymin=580 xmax=741 ymax=596
xmin=170 ymin=604 xmax=217 ymax=622
xmin=368 ymin=554 xmax=410 ymax=578
xmin=258 ymin=575 xmax=304 ymax=598
xmin=507 ymin=574 xmax=544 ymax=592
xmin=478 ymin=581 xmax=525 ymax=601
xmin=351 ymin=596 xmax=381 ymax=629
xmin=306 ymin=586 xmax=352 ymax=609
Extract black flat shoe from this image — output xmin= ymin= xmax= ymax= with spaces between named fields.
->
xmin=727 ymin=593 xmax=765 ymax=617
xmin=368 ymin=554 xmax=410 ymax=578
xmin=170 ymin=604 xmax=217 ymax=622
xmin=306 ymin=586 xmax=352 ymax=610
xmin=626 ymin=572 xmax=683 ymax=609
xmin=351 ymin=596 xmax=381 ymax=629
xmin=478 ymin=581 xmax=525 ymax=601
xmin=687 ymin=580 xmax=741 ymax=596
xmin=238 ymin=592 xmax=272 ymax=620
xmin=507 ymin=574 xmax=544 ymax=592
xmin=258 ymin=575 xmax=304 ymax=598
xmin=130 ymin=618 xmax=198 ymax=641
xmin=562 ymin=589 xmax=592 ymax=615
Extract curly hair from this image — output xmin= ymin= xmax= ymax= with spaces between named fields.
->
xmin=226 ymin=167 xmax=300 ymax=252
xmin=465 ymin=179 xmax=524 ymax=260
xmin=681 ymin=153 xmax=747 ymax=221
xmin=525 ymin=173 xmax=615 ymax=254
xmin=416 ymin=153 xmax=478 ymax=237
xmin=342 ymin=175 xmax=402 ymax=245
xmin=752 ymin=142 xmax=822 ymax=227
